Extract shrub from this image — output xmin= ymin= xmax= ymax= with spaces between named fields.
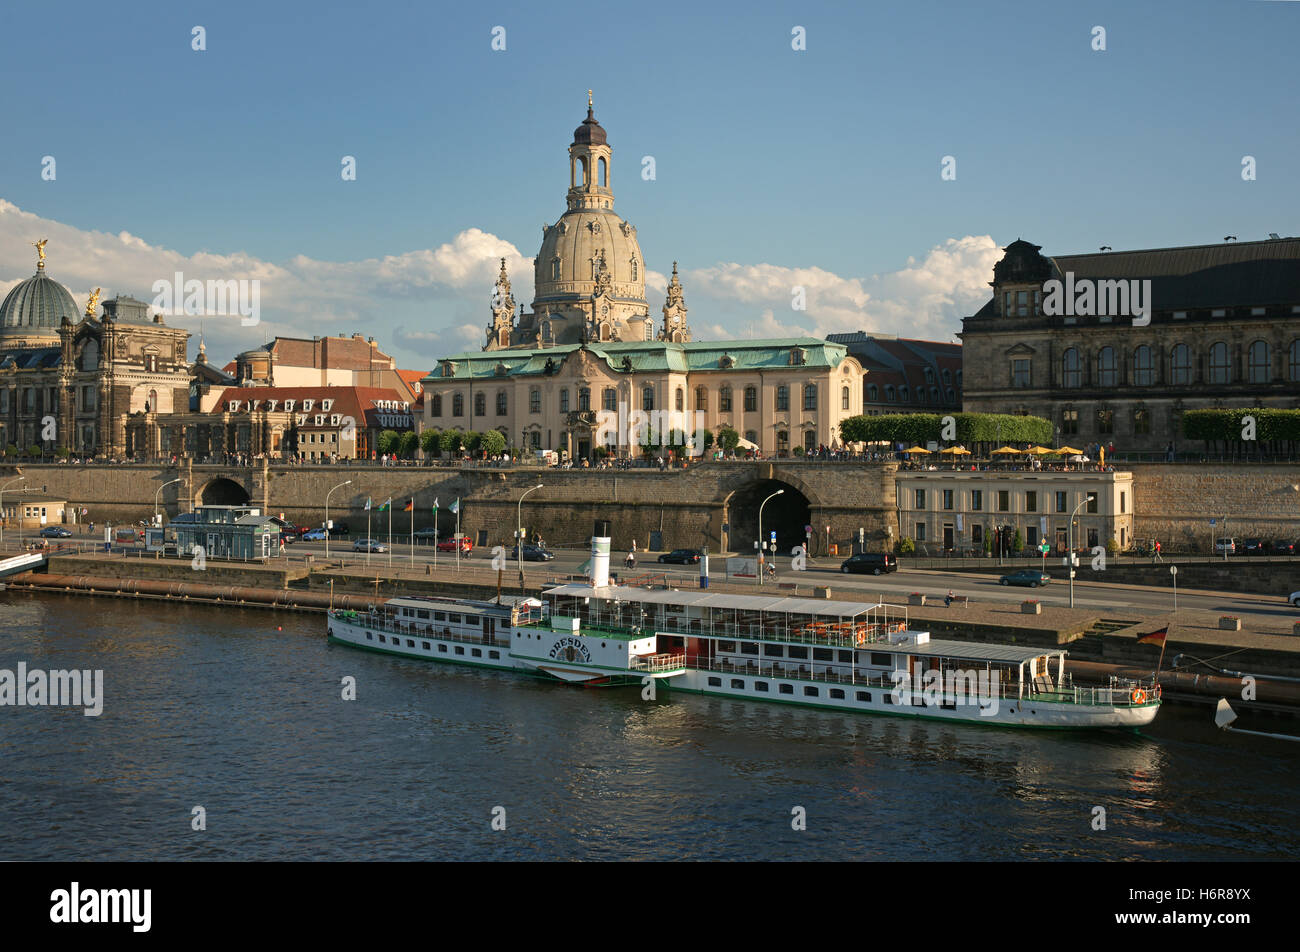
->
xmin=897 ymin=537 xmax=915 ymax=555
xmin=1012 ymin=529 xmax=1024 ymax=553
xmin=716 ymin=426 xmax=740 ymax=453
xmin=1106 ymin=537 xmax=1119 ymax=557
xmin=479 ymin=429 xmax=506 ymax=456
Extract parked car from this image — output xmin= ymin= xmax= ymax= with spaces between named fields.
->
xmin=999 ymin=569 xmax=1051 ymax=587
xmin=39 ymin=526 xmax=73 ymax=538
xmin=839 ymin=552 xmax=898 ymax=575
xmin=327 ymin=524 xmax=350 ymax=538
xmin=510 ymin=544 xmax=555 ymax=562
xmin=301 ymin=528 xmax=328 ymax=542
xmin=352 ymin=538 xmax=386 ymax=553
xmin=1214 ymin=538 xmax=1236 ymax=555
xmin=412 ymin=528 xmax=440 ymax=544
xmin=1290 ymin=590 xmax=1300 ymax=607
xmin=1269 ymin=540 xmax=1295 ymax=556
xmin=437 ymin=536 xmax=472 ymax=553
xmin=658 ymin=548 xmax=702 ymax=565
xmin=1242 ymin=539 xmax=1266 ymax=556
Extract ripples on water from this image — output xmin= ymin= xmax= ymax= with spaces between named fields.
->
xmin=0 ymin=593 xmax=1295 ymax=861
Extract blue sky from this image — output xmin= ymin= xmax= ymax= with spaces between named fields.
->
xmin=2 ymin=0 xmax=1296 ymax=369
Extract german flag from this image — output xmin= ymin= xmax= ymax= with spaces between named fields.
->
xmin=403 ymin=499 xmax=413 ymax=512
xmin=1137 ymin=626 xmax=1168 ymax=646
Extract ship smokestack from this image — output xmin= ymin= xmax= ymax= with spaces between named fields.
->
xmin=591 ymin=520 xmax=611 ymax=587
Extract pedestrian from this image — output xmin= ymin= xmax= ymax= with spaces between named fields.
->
xmin=945 ymin=590 xmax=953 ymax=608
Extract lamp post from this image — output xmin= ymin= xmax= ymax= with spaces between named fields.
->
xmin=1170 ymin=564 xmax=1178 ymax=613
xmin=518 ymin=483 xmax=543 ymax=592
xmin=325 ymin=479 xmax=352 ymax=559
xmin=1067 ymin=493 xmax=1095 ymax=609
xmin=0 ymin=476 xmax=25 ymax=546
xmin=154 ymin=478 xmax=182 ymax=526
xmin=757 ymin=488 xmax=784 ymax=587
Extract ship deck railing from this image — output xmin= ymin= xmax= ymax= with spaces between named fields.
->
xmin=329 ymin=610 xmax=511 ymax=648
xmin=629 ymin=652 xmax=689 ymax=672
xmin=576 ymin=616 xmax=909 ymax=649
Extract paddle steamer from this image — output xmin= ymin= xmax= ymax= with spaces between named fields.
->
xmin=326 ymin=526 xmax=1160 ymax=730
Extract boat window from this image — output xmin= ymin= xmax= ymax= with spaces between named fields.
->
xmin=731 ymin=679 xmax=745 ymax=689
xmin=708 ymin=676 xmax=722 ymax=687
xmin=434 ymin=612 xmax=446 ymax=621
xmin=438 ymin=645 xmax=448 ymax=653
xmin=762 ymin=644 xmax=784 ymax=657
xmin=870 ymin=652 xmax=892 ymax=667
xmin=804 ymin=686 xmax=818 ymax=697
xmin=838 ymin=650 xmax=853 ymax=663
xmin=740 ymin=642 xmax=759 ymax=656
xmin=422 ymin=642 xmax=430 ymax=651
xmin=755 ymin=682 xmax=769 ymax=692
xmin=455 ymin=646 xmax=465 ymax=655
xmin=417 ymin=610 xmax=430 ymax=620
xmin=378 ymin=635 xmax=386 ymax=644
xmin=883 ymin=694 xmax=895 ymax=705
xmin=472 ymin=649 xmax=482 ymax=657
xmin=407 ymin=640 xmax=415 ymax=648
xmin=779 ymin=684 xmax=794 ymax=695
xmin=787 ymin=645 xmax=808 ymax=660
xmin=448 ymin=614 xmax=462 ymax=624
xmin=813 ymin=648 xmax=833 ymax=661
xmin=717 ymin=641 xmax=736 ymax=653
xmin=366 ymin=633 xmax=373 ymax=641
xmin=856 ymin=691 xmax=872 ymax=702
xmin=830 ymin=689 xmax=845 ymax=700
xmin=489 ymin=651 xmax=500 ymax=659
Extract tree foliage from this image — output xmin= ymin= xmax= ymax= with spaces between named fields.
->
xmin=420 ymin=428 xmax=441 ymax=457
xmin=480 ymin=429 xmax=506 ymax=456
xmin=1183 ymin=408 xmax=1300 ymax=446
xmin=376 ymin=429 xmax=400 ymax=455
xmin=716 ymin=425 xmax=740 ymax=453
xmin=839 ymin=413 xmax=1052 ymax=447
xmin=397 ymin=431 xmax=420 ymax=458
xmin=439 ymin=430 xmax=463 ymax=454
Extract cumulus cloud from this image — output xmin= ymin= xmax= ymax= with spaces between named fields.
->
xmin=1 ymin=198 xmax=1000 ymax=371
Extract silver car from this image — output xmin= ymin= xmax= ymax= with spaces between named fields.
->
xmin=352 ymin=538 xmax=387 ymax=553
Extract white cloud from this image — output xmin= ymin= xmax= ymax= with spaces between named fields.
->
xmin=1 ymin=199 xmax=1000 ymax=371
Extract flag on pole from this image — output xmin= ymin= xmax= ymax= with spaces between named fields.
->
xmin=364 ymin=497 xmax=372 ymax=511
xmin=1137 ymin=627 xmax=1168 ymax=646
xmin=378 ymin=498 xmax=391 ymax=512
xmin=432 ymin=497 xmax=439 ymax=512
xmin=449 ymin=498 xmax=459 ymax=514
xmin=403 ymin=499 xmax=413 ymax=512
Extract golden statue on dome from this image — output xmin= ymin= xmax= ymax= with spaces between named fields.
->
xmin=34 ymin=238 xmax=48 ymax=269
xmin=85 ymin=288 xmax=101 ymax=318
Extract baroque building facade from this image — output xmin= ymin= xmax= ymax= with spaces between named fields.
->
xmin=959 ymin=237 xmax=1300 ymax=455
xmin=0 ymin=243 xmax=190 ymax=457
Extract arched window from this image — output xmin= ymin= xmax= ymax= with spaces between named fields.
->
xmin=695 ymin=386 xmax=707 ymax=411
xmin=675 ymin=388 xmax=684 ymax=412
xmin=598 ymin=157 xmax=607 ymax=187
xmin=431 ymin=394 xmax=443 ymax=417
xmin=630 ymin=259 xmax=638 ymax=282
xmin=841 ymin=386 xmax=850 ymax=410
xmin=1062 ymin=348 xmax=1081 ymax=388
xmin=642 ymin=386 xmax=655 ymax=410
xmin=496 ymin=391 xmax=508 ymax=416
xmin=803 ymin=384 xmax=817 ymax=411
xmin=452 ymin=393 xmax=464 ymax=417
xmin=1097 ymin=347 xmax=1117 ymax=387
xmin=578 ymin=388 xmax=590 ymax=412
xmin=776 ymin=430 xmax=790 ymax=454
xmin=942 ymin=369 xmax=951 ymax=386
xmin=900 ymin=385 xmax=910 ymax=402
xmin=602 ymin=387 xmax=617 ymax=411
xmin=917 ymin=389 xmax=927 ymax=405
xmin=551 ymin=259 xmax=560 ymax=281
xmin=744 ymin=430 xmax=758 ymax=446
xmin=775 ymin=385 xmax=789 ymax=411
xmin=744 ymin=386 xmax=756 ymax=412
xmin=1248 ymin=340 xmax=1270 ymax=383
xmin=885 ymin=385 xmax=895 ymax=402
xmin=474 ymin=393 xmax=486 ymax=417
xmin=924 ymin=368 xmax=935 ymax=385
xmin=867 ymin=383 xmax=878 ymax=401
xmin=1171 ymin=344 xmax=1191 ymax=385
xmin=1209 ymin=342 xmax=1230 ymax=384
xmin=719 ymin=386 xmax=732 ymax=412
xmin=1133 ymin=345 xmax=1153 ymax=386
xmin=1290 ymin=340 xmax=1300 ymax=382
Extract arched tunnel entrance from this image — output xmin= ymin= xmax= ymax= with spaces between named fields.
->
xmin=727 ymin=479 xmax=811 ymax=555
xmin=199 ymin=477 xmax=251 ymax=506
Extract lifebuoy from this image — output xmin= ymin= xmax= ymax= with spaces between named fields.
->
xmin=1131 ymin=687 xmax=1147 ymax=705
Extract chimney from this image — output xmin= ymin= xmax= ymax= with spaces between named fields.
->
xmin=590 ymin=520 xmax=611 ymax=587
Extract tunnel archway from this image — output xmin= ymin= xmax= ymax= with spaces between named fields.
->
xmin=727 ymin=479 xmax=812 ymax=554
xmin=198 ymin=477 xmax=251 ymax=506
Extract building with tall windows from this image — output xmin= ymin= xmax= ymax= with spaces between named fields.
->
xmin=959 ymin=237 xmax=1300 ymax=454
xmin=427 ymin=100 xmax=865 ymax=459
xmin=0 ymin=243 xmax=190 ymax=457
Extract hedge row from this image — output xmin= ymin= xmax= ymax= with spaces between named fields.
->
xmin=839 ymin=413 xmax=1053 ymax=446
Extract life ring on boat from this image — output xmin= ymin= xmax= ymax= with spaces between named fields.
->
xmin=1131 ymin=687 xmax=1147 ymax=705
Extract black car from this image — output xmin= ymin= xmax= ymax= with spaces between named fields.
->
xmin=327 ymin=522 xmax=350 ymax=538
xmin=658 ymin=548 xmax=702 ymax=565
xmin=510 ymin=545 xmax=555 ymax=562
xmin=839 ymin=552 xmax=898 ymax=575
xmin=1242 ymin=539 xmax=1266 ymax=556
xmin=999 ymin=570 xmax=1051 ymax=587
xmin=39 ymin=526 xmax=73 ymax=538
xmin=1268 ymin=540 xmax=1295 ymax=556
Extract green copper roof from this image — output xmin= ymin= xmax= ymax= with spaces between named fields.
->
xmin=0 ymin=269 xmax=79 ymax=333
xmin=425 ymin=338 xmax=849 ymax=381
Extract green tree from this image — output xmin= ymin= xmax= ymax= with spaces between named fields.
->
xmin=439 ymin=430 xmax=463 ymax=455
xmin=2 ymin=444 xmax=15 ymax=458
xmin=897 ymin=537 xmax=915 ymax=555
xmin=716 ymin=425 xmax=740 ymax=454
xmin=480 ymin=429 xmax=506 ymax=456
xmin=1106 ymin=537 xmax=1119 ymax=557
xmin=1012 ymin=529 xmax=1024 ymax=553
xmin=420 ymin=428 xmax=441 ymax=458
xmin=983 ymin=534 xmax=993 ymax=555
xmin=26 ymin=445 xmax=42 ymax=457
xmin=376 ymin=429 xmax=400 ymax=455
xmin=397 ymin=431 xmax=419 ymax=458
xmin=56 ymin=446 xmax=70 ymax=459
xmin=462 ymin=431 xmax=482 ymax=455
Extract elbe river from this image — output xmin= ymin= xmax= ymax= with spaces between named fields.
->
xmin=1 ymin=593 xmax=1296 ymax=861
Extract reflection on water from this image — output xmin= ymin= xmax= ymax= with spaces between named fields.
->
xmin=0 ymin=592 xmax=1296 ymax=860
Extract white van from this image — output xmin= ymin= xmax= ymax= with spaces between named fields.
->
xmin=1214 ymin=538 xmax=1236 ymax=555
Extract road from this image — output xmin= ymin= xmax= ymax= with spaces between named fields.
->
xmin=277 ymin=538 xmax=1299 ymax=623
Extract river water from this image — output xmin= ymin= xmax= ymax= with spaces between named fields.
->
xmin=1 ymin=592 xmax=1295 ymax=861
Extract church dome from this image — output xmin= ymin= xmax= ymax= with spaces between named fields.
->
xmin=572 ymin=106 xmax=607 ymax=146
xmin=533 ymin=208 xmax=646 ymax=307
xmin=0 ymin=267 xmax=80 ymax=337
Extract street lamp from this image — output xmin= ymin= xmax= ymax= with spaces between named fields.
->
xmin=155 ymin=478 xmax=182 ymax=526
xmin=325 ymin=479 xmax=352 ymax=559
xmin=518 ymin=483 xmax=543 ymax=592
xmin=757 ymin=488 xmax=785 ymax=587
xmin=1067 ymin=493 xmax=1095 ymax=608
xmin=0 ymin=477 xmax=25 ymax=546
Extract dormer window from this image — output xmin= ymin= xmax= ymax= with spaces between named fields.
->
xmin=322 ymin=399 xmax=333 ymax=411
xmin=788 ymin=347 xmax=807 ymax=366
